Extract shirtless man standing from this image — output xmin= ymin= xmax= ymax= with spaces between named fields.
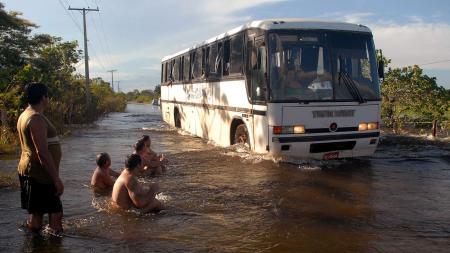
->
xmin=111 ymin=154 xmax=163 ymax=212
xmin=91 ymin=153 xmax=120 ymax=192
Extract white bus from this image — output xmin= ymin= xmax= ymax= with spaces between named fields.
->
xmin=160 ymin=19 xmax=383 ymax=160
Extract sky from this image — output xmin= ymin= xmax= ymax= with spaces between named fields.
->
xmin=3 ymin=0 xmax=450 ymax=91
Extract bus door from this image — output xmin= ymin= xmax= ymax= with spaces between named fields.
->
xmin=248 ymin=35 xmax=268 ymax=150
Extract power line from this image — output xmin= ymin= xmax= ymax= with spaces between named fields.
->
xmin=419 ymin=59 xmax=450 ymax=66
xmin=88 ymin=8 xmax=113 ymax=68
xmin=57 ymin=0 xmax=83 ymax=34
xmin=93 ymin=0 xmax=117 ymax=67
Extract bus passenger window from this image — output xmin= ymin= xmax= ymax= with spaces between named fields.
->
xmin=164 ymin=62 xmax=168 ymax=82
xmin=216 ymin=42 xmax=223 ymax=77
xmin=230 ymin=34 xmax=244 ymax=74
xmin=194 ymin=48 xmax=202 ymax=79
xmin=173 ymin=58 xmax=180 ymax=81
xmin=209 ymin=43 xmax=218 ymax=76
xmin=190 ymin=52 xmax=196 ymax=80
xmin=202 ymin=47 xmax=210 ymax=77
xmin=169 ymin=60 xmax=175 ymax=81
xmin=180 ymin=56 xmax=184 ymax=81
xmin=223 ymin=40 xmax=230 ymax=76
xmin=184 ymin=54 xmax=190 ymax=82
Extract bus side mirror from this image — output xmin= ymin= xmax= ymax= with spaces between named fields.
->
xmin=378 ymin=60 xmax=385 ymax=79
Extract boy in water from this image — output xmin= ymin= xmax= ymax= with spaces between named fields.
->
xmin=91 ymin=153 xmax=120 ymax=192
xmin=111 ymin=154 xmax=163 ymax=212
xmin=134 ymin=136 xmax=167 ymax=175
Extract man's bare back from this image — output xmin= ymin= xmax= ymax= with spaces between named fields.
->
xmin=91 ymin=153 xmax=119 ymax=192
xmin=111 ymin=154 xmax=163 ymax=212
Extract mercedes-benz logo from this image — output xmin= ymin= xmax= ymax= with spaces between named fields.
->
xmin=329 ymin=122 xmax=338 ymax=132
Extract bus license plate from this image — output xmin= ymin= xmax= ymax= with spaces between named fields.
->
xmin=323 ymin=151 xmax=339 ymax=160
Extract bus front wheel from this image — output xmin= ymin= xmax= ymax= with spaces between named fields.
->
xmin=234 ymin=124 xmax=249 ymax=146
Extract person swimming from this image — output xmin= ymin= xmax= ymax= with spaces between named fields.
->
xmin=111 ymin=154 xmax=163 ymax=213
xmin=91 ymin=153 xmax=120 ymax=193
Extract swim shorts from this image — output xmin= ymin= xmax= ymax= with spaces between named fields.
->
xmin=19 ymin=174 xmax=63 ymax=214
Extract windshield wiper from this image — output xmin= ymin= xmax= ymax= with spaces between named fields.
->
xmin=338 ymin=70 xmax=366 ymax=103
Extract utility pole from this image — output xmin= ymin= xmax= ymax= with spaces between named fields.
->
xmin=107 ymin=69 xmax=117 ymax=92
xmin=69 ymin=6 xmax=99 ymax=112
xmin=117 ymin=81 xmax=120 ymax=92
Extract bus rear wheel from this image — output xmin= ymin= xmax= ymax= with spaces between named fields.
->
xmin=234 ymin=124 xmax=249 ymax=146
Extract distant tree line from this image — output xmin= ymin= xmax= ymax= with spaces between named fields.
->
xmin=377 ymin=51 xmax=450 ymax=133
xmin=126 ymin=85 xmax=160 ymax=103
xmin=0 ymin=2 xmax=126 ymax=153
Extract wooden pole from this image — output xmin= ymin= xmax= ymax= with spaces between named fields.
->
xmin=432 ymin=120 xmax=437 ymax=138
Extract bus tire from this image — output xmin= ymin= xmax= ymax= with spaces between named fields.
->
xmin=174 ymin=108 xmax=181 ymax=128
xmin=234 ymin=124 xmax=249 ymax=146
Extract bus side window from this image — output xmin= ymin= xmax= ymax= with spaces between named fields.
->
xmin=164 ymin=62 xmax=169 ymax=83
xmin=174 ymin=58 xmax=180 ymax=81
xmin=180 ymin=56 xmax=184 ymax=81
xmin=194 ymin=48 xmax=202 ymax=80
xmin=202 ymin=47 xmax=210 ymax=77
xmin=209 ymin=43 xmax=218 ymax=77
xmin=190 ymin=51 xmax=195 ymax=80
xmin=248 ymin=40 xmax=267 ymax=102
xmin=215 ymin=42 xmax=223 ymax=77
xmin=184 ymin=54 xmax=190 ymax=82
xmin=230 ymin=33 xmax=244 ymax=75
xmin=169 ymin=60 xmax=175 ymax=82
xmin=223 ymin=40 xmax=230 ymax=76
xmin=161 ymin=63 xmax=164 ymax=84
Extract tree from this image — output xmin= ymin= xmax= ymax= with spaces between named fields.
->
xmin=154 ymin=85 xmax=161 ymax=97
xmin=380 ymin=64 xmax=449 ymax=130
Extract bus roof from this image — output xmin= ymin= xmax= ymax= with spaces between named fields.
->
xmin=162 ymin=19 xmax=372 ymax=62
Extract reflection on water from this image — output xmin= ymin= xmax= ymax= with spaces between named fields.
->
xmin=0 ymin=103 xmax=449 ymax=252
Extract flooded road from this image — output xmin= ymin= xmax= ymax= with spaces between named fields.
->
xmin=1 ymin=103 xmax=449 ymax=252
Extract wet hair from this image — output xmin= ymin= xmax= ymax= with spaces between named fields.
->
xmin=141 ymin=135 xmax=150 ymax=142
xmin=125 ymin=154 xmax=141 ymax=171
xmin=134 ymin=139 xmax=146 ymax=152
xmin=25 ymin=82 xmax=48 ymax=105
xmin=96 ymin=153 xmax=110 ymax=168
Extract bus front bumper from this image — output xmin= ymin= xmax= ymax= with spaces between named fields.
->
xmin=269 ymin=131 xmax=380 ymax=160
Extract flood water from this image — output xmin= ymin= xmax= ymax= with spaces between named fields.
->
xmin=1 ymin=103 xmax=449 ymax=253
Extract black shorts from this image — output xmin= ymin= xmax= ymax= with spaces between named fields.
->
xmin=19 ymin=175 xmax=63 ymax=214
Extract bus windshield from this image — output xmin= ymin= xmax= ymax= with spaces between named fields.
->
xmin=268 ymin=31 xmax=380 ymax=102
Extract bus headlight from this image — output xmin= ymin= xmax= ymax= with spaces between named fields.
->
xmin=293 ymin=125 xmax=305 ymax=134
xmin=367 ymin=122 xmax=379 ymax=130
xmin=358 ymin=123 xmax=368 ymax=131
xmin=359 ymin=122 xmax=379 ymax=131
xmin=273 ymin=125 xmax=305 ymax=134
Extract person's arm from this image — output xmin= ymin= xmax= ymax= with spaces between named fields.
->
xmin=109 ymin=169 xmax=121 ymax=177
xmin=29 ymin=116 xmax=64 ymax=196
xmin=126 ymin=177 xmax=150 ymax=208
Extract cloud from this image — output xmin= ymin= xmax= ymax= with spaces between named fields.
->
xmin=371 ymin=21 xmax=450 ymax=70
xmin=81 ymin=0 xmax=286 ymax=91
xmin=321 ymin=12 xmax=450 ymax=71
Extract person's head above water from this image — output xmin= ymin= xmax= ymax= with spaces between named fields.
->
xmin=141 ymin=135 xmax=151 ymax=148
xmin=125 ymin=154 xmax=142 ymax=171
xmin=134 ymin=139 xmax=146 ymax=153
xmin=25 ymin=82 xmax=48 ymax=105
xmin=96 ymin=153 xmax=110 ymax=169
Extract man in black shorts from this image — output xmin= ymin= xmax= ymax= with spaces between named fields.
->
xmin=17 ymin=83 xmax=64 ymax=234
